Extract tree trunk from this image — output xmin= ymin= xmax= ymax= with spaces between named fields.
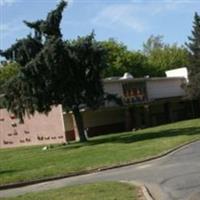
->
xmin=72 ymin=107 xmax=87 ymax=142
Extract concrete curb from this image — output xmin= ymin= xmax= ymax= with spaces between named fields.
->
xmin=120 ymin=181 xmax=155 ymax=200
xmin=142 ymin=185 xmax=155 ymax=200
xmin=0 ymin=139 xmax=199 ymax=191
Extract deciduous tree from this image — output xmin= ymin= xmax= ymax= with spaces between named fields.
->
xmin=143 ymin=35 xmax=189 ymax=76
xmin=101 ymin=39 xmax=150 ymax=78
xmin=0 ymin=62 xmax=19 ymax=93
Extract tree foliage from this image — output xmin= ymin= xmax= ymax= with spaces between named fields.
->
xmin=101 ymin=39 xmax=150 ymax=78
xmin=101 ymin=39 xmax=127 ymax=77
xmin=0 ymin=1 xmax=108 ymax=142
xmin=143 ymin=35 xmax=164 ymax=55
xmin=0 ymin=62 xmax=20 ymax=108
xmin=101 ymin=37 xmax=189 ymax=78
xmin=143 ymin=35 xmax=189 ymax=76
xmin=185 ymin=12 xmax=200 ymax=99
xmin=0 ymin=62 xmax=19 ymax=93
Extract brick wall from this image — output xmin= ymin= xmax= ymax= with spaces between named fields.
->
xmin=0 ymin=105 xmax=66 ymax=148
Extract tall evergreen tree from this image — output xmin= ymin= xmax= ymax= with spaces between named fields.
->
xmin=186 ymin=12 xmax=200 ymax=98
xmin=0 ymin=0 xmax=108 ymax=142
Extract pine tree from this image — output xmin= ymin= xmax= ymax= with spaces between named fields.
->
xmin=0 ymin=1 xmax=108 ymax=142
xmin=186 ymin=12 xmax=200 ymax=98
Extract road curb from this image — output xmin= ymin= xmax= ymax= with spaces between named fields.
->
xmin=142 ymin=185 xmax=155 ymax=200
xmin=0 ymin=139 xmax=199 ymax=190
xmin=120 ymin=181 xmax=155 ymax=200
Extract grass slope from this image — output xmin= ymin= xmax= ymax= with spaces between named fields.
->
xmin=1 ymin=119 xmax=200 ymax=185
xmin=0 ymin=182 xmax=139 ymax=200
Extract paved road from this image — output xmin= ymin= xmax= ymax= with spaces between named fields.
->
xmin=1 ymin=141 xmax=200 ymax=200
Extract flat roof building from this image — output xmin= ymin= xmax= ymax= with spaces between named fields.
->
xmin=1 ymin=70 xmax=199 ymax=148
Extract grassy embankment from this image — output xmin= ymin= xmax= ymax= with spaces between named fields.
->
xmin=1 ymin=119 xmax=200 ymax=186
xmin=0 ymin=182 xmax=141 ymax=200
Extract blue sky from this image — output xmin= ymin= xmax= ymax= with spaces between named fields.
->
xmin=0 ymin=0 xmax=200 ymax=53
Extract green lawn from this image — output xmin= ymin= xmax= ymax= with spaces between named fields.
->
xmin=1 ymin=119 xmax=200 ymax=186
xmin=0 ymin=182 xmax=139 ymax=200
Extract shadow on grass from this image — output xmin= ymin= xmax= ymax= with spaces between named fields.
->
xmin=0 ymin=170 xmax=20 ymax=175
xmin=63 ymin=126 xmax=200 ymax=150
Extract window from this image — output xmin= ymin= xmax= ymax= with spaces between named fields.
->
xmin=122 ymin=82 xmax=146 ymax=104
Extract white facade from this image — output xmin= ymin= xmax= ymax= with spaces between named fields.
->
xmin=103 ymin=76 xmax=186 ymax=102
xmin=165 ymin=67 xmax=188 ymax=82
xmin=146 ymin=78 xmax=186 ymax=100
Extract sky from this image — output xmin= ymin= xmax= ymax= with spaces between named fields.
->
xmin=0 ymin=0 xmax=200 ymax=53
